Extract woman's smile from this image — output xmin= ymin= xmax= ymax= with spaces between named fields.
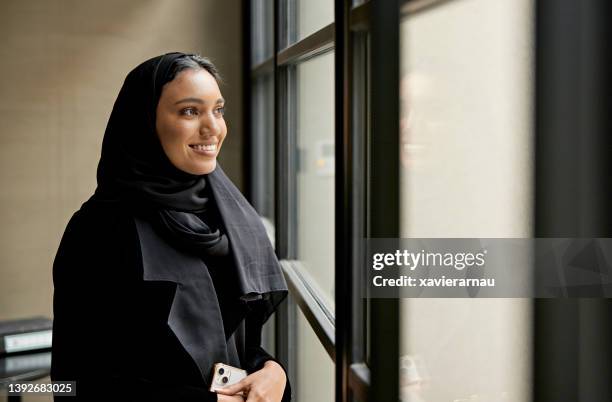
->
xmin=189 ymin=142 xmax=219 ymax=156
xmin=156 ymin=68 xmax=227 ymax=175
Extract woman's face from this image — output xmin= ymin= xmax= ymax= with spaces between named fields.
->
xmin=155 ymin=68 xmax=227 ymax=175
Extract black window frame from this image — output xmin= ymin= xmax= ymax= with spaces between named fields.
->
xmin=246 ymin=1 xmax=400 ymax=401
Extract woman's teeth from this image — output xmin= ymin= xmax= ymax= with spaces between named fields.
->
xmin=190 ymin=144 xmax=217 ymax=151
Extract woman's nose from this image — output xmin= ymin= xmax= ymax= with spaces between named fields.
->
xmin=200 ymin=112 xmax=220 ymax=135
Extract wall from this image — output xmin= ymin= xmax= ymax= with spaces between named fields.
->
xmin=0 ymin=0 xmax=243 ymax=325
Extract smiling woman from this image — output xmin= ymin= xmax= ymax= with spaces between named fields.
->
xmin=50 ymin=52 xmax=291 ymax=402
xmin=155 ymin=56 xmax=228 ymax=175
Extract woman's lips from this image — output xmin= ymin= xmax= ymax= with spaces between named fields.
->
xmin=189 ymin=143 xmax=218 ymax=156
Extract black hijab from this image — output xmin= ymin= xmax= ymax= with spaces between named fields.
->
xmin=84 ymin=52 xmax=288 ymax=380
xmin=92 ymin=52 xmax=223 ymax=222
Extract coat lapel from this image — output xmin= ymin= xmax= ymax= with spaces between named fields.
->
xmin=133 ymin=215 xmax=229 ymax=384
xmin=131 ymin=164 xmax=286 ymax=385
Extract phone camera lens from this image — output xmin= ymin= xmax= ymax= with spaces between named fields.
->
xmin=222 ymin=376 xmax=229 ymax=384
xmin=218 ymin=368 xmax=225 ymax=375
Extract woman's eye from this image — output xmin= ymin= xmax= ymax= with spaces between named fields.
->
xmin=180 ymin=107 xmax=198 ymax=116
xmin=214 ymin=106 xmax=225 ymax=116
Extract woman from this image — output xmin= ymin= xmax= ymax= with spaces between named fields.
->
xmin=50 ymin=52 xmax=290 ymax=402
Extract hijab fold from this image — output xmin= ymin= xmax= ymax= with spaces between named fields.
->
xmin=84 ymin=52 xmax=288 ymax=383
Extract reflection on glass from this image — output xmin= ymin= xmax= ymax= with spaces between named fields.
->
xmin=399 ymin=0 xmax=534 ymax=401
xmin=297 ymin=307 xmax=334 ymax=402
xmin=296 ymin=52 xmax=335 ymax=312
xmin=294 ymin=0 xmax=333 ymax=45
xmin=251 ymin=74 xmax=275 ymax=220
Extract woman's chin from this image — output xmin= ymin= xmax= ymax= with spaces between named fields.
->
xmin=176 ymin=159 xmax=217 ymax=175
xmin=196 ymin=159 xmax=217 ymax=175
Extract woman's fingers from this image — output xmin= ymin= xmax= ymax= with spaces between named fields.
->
xmin=216 ymin=362 xmax=285 ymax=402
xmin=217 ymin=394 xmax=245 ymax=402
xmin=215 ymin=377 xmax=251 ymax=395
xmin=244 ymin=387 xmax=269 ymax=402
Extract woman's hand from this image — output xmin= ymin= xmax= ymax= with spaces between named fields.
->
xmin=217 ymin=394 xmax=245 ymax=402
xmin=215 ymin=360 xmax=286 ymax=402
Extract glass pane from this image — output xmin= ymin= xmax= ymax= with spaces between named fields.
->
xmin=251 ymin=73 xmax=275 ymax=220
xmin=296 ymin=307 xmax=334 ymax=402
xmin=251 ymin=0 xmax=274 ymax=66
xmin=295 ymin=51 xmax=335 ymax=312
xmin=293 ymin=0 xmax=334 ymax=45
xmin=399 ymin=0 xmax=534 ymax=401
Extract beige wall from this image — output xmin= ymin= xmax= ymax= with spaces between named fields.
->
xmin=0 ymin=0 xmax=243 ymax=324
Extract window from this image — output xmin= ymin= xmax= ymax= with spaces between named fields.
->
xmin=248 ymin=1 xmax=338 ymax=401
xmin=295 ymin=51 xmax=335 ymax=312
xmin=295 ymin=0 xmax=334 ymax=44
xmin=247 ymin=1 xmax=612 ymax=401
xmin=250 ymin=73 xmax=275 ymax=220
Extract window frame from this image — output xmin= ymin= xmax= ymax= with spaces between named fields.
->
xmin=246 ymin=0 xmax=612 ymax=401
xmin=246 ymin=1 xmax=402 ymax=401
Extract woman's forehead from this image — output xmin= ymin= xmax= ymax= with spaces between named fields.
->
xmin=160 ymin=68 xmax=222 ymax=102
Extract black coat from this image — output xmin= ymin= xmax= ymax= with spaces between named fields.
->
xmin=50 ymin=201 xmax=291 ymax=401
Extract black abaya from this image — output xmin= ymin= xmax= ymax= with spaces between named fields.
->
xmin=51 ymin=195 xmax=290 ymax=401
xmin=50 ymin=52 xmax=290 ymax=401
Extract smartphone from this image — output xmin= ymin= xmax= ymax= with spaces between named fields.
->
xmin=209 ymin=362 xmax=248 ymax=393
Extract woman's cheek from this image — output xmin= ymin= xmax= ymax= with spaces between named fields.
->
xmin=170 ymin=121 xmax=194 ymax=141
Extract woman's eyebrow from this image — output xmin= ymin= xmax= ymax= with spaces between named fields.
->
xmin=174 ymin=97 xmax=225 ymax=105
xmin=174 ymin=97 xmax=203 ymax=105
